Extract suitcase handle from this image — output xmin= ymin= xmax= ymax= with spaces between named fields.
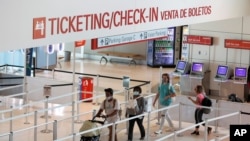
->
xmin=91 ymin=116 xmax=106 ymax=125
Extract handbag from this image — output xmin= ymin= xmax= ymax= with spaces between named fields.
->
xmin=171 ymin=96 xmax=176 ymax=102
xmin=126 ymin=98 xmax=140 ymax=115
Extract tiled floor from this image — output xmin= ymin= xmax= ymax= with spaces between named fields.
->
xmin=0 ymin=59 xmax=229 ymax=141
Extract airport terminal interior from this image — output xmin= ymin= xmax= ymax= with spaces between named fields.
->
xmin=1 ymin=58 xmax=250 ymax=141
xmin=1 ymin=1 xmax=250 ymax=141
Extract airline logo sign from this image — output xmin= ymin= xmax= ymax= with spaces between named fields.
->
xmin=33 ymin=17 xmax=46 ymax=39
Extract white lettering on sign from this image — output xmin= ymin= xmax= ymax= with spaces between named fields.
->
xmin=97 ymin=28 xmax=168 ymax=47
xmin=234 ymin=129 xmax=247 ymax=136
xmin=47 ymin=8 xmax=153 ymax=35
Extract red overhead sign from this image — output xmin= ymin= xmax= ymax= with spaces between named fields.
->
xmin=224 ymin=39 xmax=250 ymax=49
xmin=184 ymin=35 xmax=213 ymax=45
xmin=75 ymin=40 xmax=86 ymax=47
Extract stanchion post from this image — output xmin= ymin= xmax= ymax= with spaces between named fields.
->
xmin=24 ymin=82 xmax=30 ymax=124
xmin=72 ymin=101 xmax=75 ymax=135
xmin=173 ymin=131 xmax=177 ymax=141
xmin=10 ymin=106 xmax=13 ymax=133
xmin=34 ymin=111 xmax=38 ymax=141
xmin=204 ymin=118 xmax=208 ymax=141
xmin=75 ymin=79 xmax=82 ymax=123
xmin=112 ymin=123 xmax=115 ymax=141
xmin=146 ymin=112 xmax=151 ymax=141
xmin=95 ymin=74 xmax=100 ymax=105
xmin=53 ymin=120 xmax=58 ymax=140
xmin=177 ymin=103 xmax=183 ymax=137
xmin=157 ymin=66 xmax=163 ymax=124
xmin=124 ymin=87 xmax=129 ymax=133
xmin=9 ymin=132 xmax=13 ymax=141
xmin=214 ymin=99 xmax=220 ymax=133
xmin=157 ymin=100 xmax=160 ymax=124
xmin=74 ymin=97 xmax=83 ymax=123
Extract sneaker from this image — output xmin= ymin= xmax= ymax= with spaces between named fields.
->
xmin=154 ymin=130 xmax=162 ymax=134
xmin=166 ymin=127 xmax=175 ymax=132
xmin=139 ymin=137 xmax=145 ymax=140
xmin=190 ymin=131 xmax=199 ymax=135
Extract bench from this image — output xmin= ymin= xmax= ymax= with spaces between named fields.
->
xmin=98 ymin=51 xmax=145 ymax=65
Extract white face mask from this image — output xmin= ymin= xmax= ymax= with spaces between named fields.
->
xmin=106 ymin=96 xmax=112 ymax=100
xmin=133 ymin=91 xmax=139 ymax=96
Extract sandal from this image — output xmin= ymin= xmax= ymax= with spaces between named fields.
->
xmin=207 ymin=127 xmax=212 ymax=134
xmin=191 ymin=131 xmax=199 ymax=135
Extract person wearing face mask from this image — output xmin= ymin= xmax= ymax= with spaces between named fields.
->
xmin=96 ymin=88 xmax=119 ymax=141
xmin=153 ymin=73 xmax=176 ymax=134
xmin=126 ymin=86 xmax=145 ymax=141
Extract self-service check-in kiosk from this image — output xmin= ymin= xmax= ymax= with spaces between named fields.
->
xmin=171 ymin=60 xmax=190 ymax=92
xmin=179 ymin=62 xmax=210 ymax=96
xmin=218 ymin=66 xmax=249 ymax=101
xmin=172 ymin=60 xmax=191 ymax=76
xmin=213 ymin=65 xmax=232 ymax=82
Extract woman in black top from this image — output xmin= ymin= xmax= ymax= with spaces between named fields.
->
xmin=127 ymin=86 xmax=145 ymax=141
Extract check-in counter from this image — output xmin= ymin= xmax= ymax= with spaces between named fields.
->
xmin=219 ymin=80 xmax=249 ymax=101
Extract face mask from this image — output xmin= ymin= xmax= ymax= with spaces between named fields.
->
xmin=106 ymin=96 xmax=112 ymax=100
xmin=133 ymin=91 xmax=139 ymax=95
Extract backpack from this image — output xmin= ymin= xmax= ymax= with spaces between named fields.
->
xmin=201 ymin=96 xmax=212 ymax=114
xmin=228 ymin=93 xmax=243 ymax=103
xmin=104 ymin=98 xmax=122 ymax=118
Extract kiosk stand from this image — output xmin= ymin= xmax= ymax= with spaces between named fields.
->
xmin=219 ymin=66 xmax=249 ymax=101
xmin=180 ymin=62 xmax=210 ymax=96
xmin=213 ymin=65 xmax=232 ymax=100
xmin=180 ymin=71 xmax=210 ymax=95
xmin=171 ymin=60 xmax=191 ymax=93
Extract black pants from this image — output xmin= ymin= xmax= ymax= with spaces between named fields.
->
xmin=194 ymin=108 xmax=204 ymax=128
xmin=128 ymin=115 xmax=145 ymax=140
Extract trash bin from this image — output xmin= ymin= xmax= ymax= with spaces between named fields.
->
xmin=64 ymin=51 xmax=71 ymax=62
xmin=79 ymin=77 xmax=94 ymax=102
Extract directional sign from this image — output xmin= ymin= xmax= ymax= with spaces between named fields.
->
xmin=91 ymin=28 xmax=169 ymax=49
